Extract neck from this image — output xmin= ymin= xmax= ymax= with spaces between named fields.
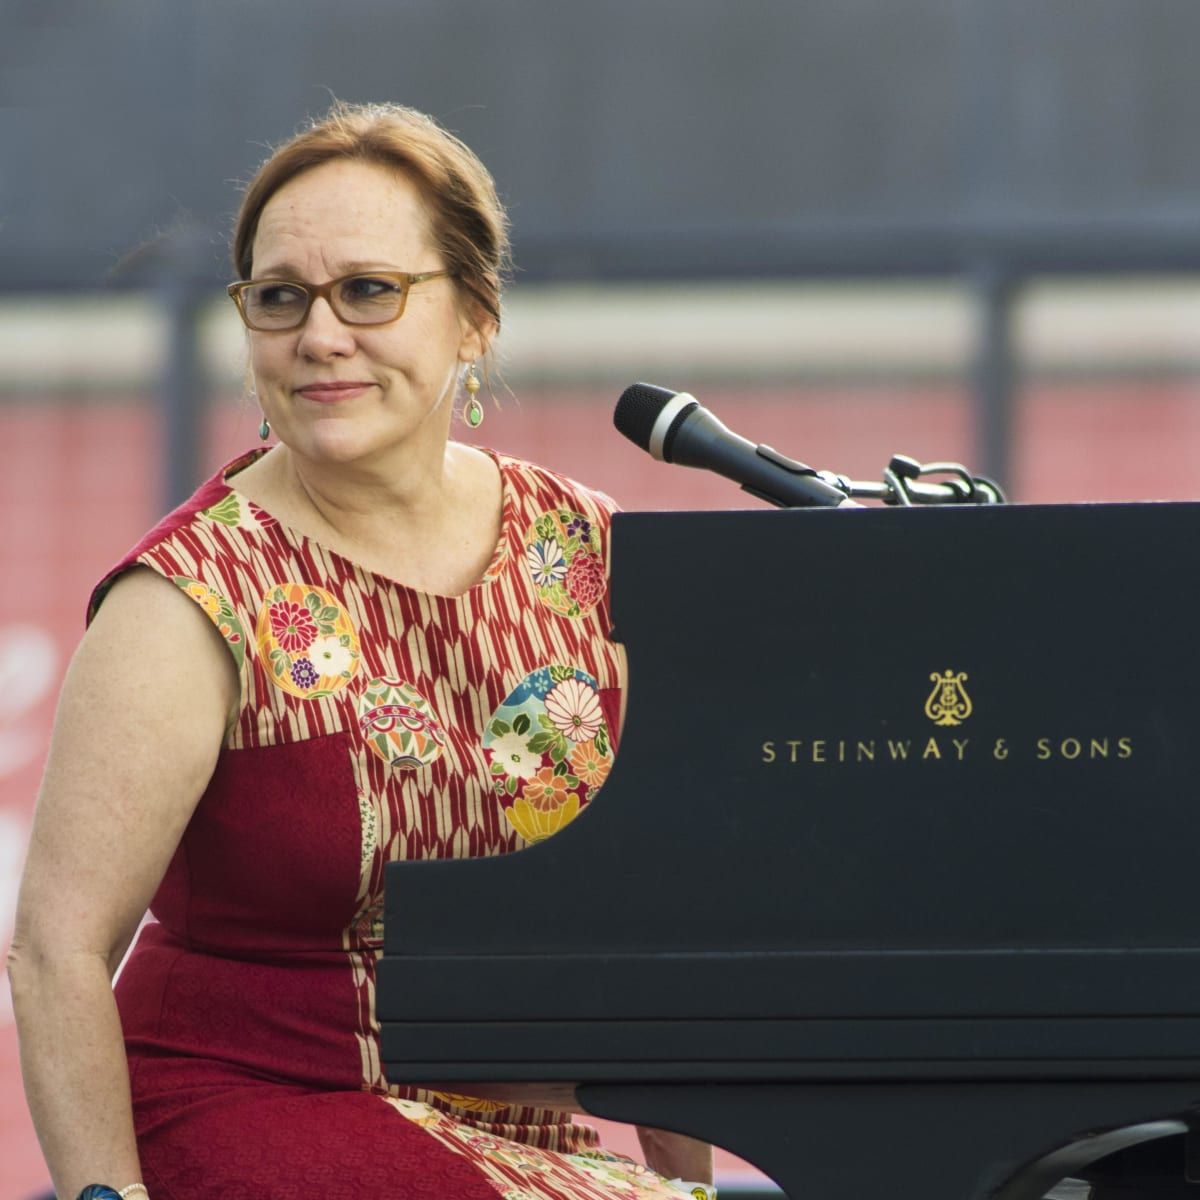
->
xmin=274 ymin=436 xmax=469 ymax=549
xmin=233 ymin=430 xmax=503 ymax=596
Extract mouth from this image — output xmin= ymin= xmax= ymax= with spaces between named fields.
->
xmin=295 ymin=382 xmax=376 ymax=403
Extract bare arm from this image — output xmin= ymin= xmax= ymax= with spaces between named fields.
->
xmin=637 ymin=1127 xmax=713 ymax=1185
xmin=6 ymin=568 xmax=237 ymax=1200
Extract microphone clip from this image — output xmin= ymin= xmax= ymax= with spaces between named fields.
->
xmin=817 ymin=455 xmax=1007 ymax=506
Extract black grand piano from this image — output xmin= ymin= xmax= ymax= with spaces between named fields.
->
xmin=379 ymin=502 xmax=1200 ymax=1199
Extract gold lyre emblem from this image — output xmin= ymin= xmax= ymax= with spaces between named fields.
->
xmin=924 ymin=669 xmax=972 ymax=727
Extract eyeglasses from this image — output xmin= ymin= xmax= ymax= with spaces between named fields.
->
xmin=226 ymin=269 xmax=452 ymax=331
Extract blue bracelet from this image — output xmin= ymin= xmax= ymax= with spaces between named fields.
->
xmin=76 ymin=1187 xmax=122 ymax=1200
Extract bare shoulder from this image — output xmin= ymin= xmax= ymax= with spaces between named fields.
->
xmin=87 ymin=566 xmax=239 ymax=712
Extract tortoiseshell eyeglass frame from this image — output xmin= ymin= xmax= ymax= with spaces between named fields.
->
xmin=226 ymin=269 xmax=453 ymax=331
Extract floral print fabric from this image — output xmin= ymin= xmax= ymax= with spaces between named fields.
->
xmin=525 ymin=509 xmax=607 ymax=618
xmin=386 ymin=1097 xmax=689 ymax=1200
xmin=175 ymin=576 xmax=247 ymax=673
xmin=482 ymin=666 xmax=613 ymax=843
xmin=254 ymin=582 xmax=361 ymax=699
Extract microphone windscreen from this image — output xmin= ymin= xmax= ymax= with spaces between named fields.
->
xmin=613 ymin=382 xmax=678 ymax=451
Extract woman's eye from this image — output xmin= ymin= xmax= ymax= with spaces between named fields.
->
xmin=343 ymin=276 xmax=401 ymax=300
xmin=257 ymin=285 xmax=305 ymax=308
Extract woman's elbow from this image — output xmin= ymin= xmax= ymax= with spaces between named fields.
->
xmin=6 ymin=932 xmax=42 ymax=1013
xmin=6 ymin=932 xmax=108 ymax=1012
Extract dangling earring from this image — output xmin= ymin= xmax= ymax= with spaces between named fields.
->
xmin=464 ymin=363 xmax=484 ymax=429
xmin=258 ymin=416 xmax=271 ymax=441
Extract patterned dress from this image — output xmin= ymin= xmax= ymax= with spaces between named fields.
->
xmin=89 ymin=447 xmax=680 ymax=1200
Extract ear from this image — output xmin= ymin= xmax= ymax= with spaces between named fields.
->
xmin=457 ymin=305 xmax=498 ymax=365
xmin=458 ymin=323 xmax=496 ymax=365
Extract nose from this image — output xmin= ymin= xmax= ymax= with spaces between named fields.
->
xmin=296 ymin=295 xmax=356 ymax=359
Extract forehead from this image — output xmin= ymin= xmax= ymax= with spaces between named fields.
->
xmin=252 ymin=159 xmax=435 ymax=275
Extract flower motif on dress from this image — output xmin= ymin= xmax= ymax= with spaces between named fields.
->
xmin=525 ymin=538 xmax=567 ymax=588
xmin=481 ymin=664 xmax=613 ymax=844
xmin=255 ymin=583 xmax=360 ymax=699
xmin=198 ymin=491 xmax=279 ymax=532
xmin=570 ymin=739 xmax=612 ymax=788
xmin=184 ymin=580 xmax=222 ymax=618
xmin=507 ymin=665 xmax=554 ymax=702
xmin=523 ymin=509 xmax=606 ymax=618
xmin=198 ymin=492 xmax=243 ymax=527
xmin=487 ymin=730 xmax=539 ymax=780
xmin=309 ymin=635 xmax=354 ymax=677
xmin=269 ymin=600 xmax=317 ymax=653
xmin=357 ymin=677 xmax=446 ymax=769
xmin=290 ymin=658 xmax=319 ymax=690
xmin=565 ymin=550 xmax=605 ymax=610
xmin=523 ymin=765 xmax=572 ymax=811
xmin=172 ymin=576 xmax=246 ymax=673
xmin=565 ymin=514 xmax=592 ymax=540
xmin=544 ymin=677 xmax=604 ymax=743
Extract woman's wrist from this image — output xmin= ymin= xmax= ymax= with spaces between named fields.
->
xmin=75 ymin=1184 xmax=148 ymax=1199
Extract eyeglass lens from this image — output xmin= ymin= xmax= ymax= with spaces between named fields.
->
xmin=242 ymin=275 xmax=407 ymax=329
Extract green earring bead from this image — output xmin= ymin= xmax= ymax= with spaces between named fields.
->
xmin=463 ymin=363 xmax=483 ymax=429
xmin=258 ymin=417 xmax=270 ymax=441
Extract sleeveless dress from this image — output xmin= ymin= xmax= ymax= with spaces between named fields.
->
xmin=89 ymin=447 xmax=682 ymax=1200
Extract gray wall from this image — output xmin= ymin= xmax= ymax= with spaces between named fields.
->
xmin=6 ymin=0 xmax=1200 ymax=290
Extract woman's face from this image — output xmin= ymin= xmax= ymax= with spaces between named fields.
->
xmin=247 ymin=158 xmax=486 ymax=468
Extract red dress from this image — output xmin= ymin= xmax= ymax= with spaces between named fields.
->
xmin=89 ymin=448 xmax=677 ymax=1200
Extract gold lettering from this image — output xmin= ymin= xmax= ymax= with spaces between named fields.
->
xmin=1061 ymin=738 xmax=1081 ymax=760
xmin=1090 ymin=738 xmax=1109 ymax=759
xmin=1118 ymin=736 xmax=1133 ymax=759
xmin=812 ymin=740 xmax=826 ymax=763
xmin=837 ymin=740 xmax=846 ymax=763
xmin=922 ymin=737 xmax=942 ymax=760
xmin=994 ymin=738 xmax=1009 ymax=761
xmin=762 ymin=741 xmax=776 ymax=764
xmin=857 ymin=741 xmax=875 ymax=762
xmin=952 ymin=738 xmax=969 ymax=761
xmin=887 ymin=740 xmax=911 ymax=761
xmin=788 ymin=740 xmax=803 ymax=763
xmin=1035 ymin=738 xmax=1051 ymax=760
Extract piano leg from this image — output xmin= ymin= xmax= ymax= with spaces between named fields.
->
xmin=577 ymin=1081 xmax=1200 ymax=1200
xmin=1081 ymin=1129 xmax=1200 ymax=1198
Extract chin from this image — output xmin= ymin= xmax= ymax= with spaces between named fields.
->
xmin=290 ymin=416 xmax=388 ymax=465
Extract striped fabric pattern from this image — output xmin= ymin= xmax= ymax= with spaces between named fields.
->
xmin=91 ymin=447 xmax=630 ymax=1161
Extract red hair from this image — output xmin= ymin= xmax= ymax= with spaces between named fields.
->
xmin=233 ymin=101 xmax=510 ymax=335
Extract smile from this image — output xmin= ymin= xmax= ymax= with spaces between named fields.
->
xmin=295 ymin=383 xmax=376 ymax=403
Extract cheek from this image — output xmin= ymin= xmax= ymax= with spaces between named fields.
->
xmin=363 ymin=329 xmax=449 ymax=380
xmin=249 ymin=339 xmax=292 ymax=387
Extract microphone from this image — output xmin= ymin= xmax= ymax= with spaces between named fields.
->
xmin=613 ymin=382 xmax=855 ymax=509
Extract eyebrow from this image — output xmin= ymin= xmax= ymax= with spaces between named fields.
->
xmin=251 ymin=261 xmax=401 ymax=279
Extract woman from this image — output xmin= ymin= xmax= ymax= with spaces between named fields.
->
xmin=8 ymin=102 xmax=711 ymax=1200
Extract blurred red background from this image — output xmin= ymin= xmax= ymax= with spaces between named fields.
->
xmin=3 ymin=378 xmax=1200 ymax=1196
